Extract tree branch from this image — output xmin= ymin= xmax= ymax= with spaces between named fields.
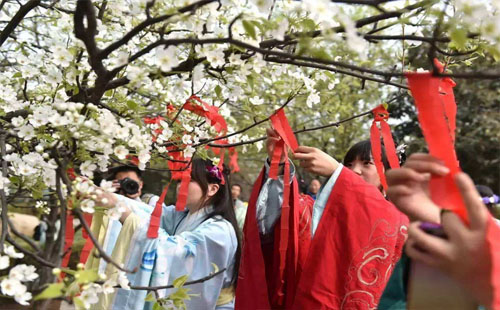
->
xmin=0 ymin=133 xmax=8 ymax=253
xmin=99 ymin=0 xmax=218 ymax=59
xmin=73 ymin=209 xmax=136 ymax=274
xmin=208 ymin=109 xmax=372 ymax=148
xmin=0 ymin=0 xmax=41 ymax=47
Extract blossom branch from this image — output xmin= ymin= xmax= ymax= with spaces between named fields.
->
xmin=99 ymin=0 xmax=218 ymax=59
xmin=0 ymin=0 xmax=41 ymax=47
xmin=123 ymin=268 xmax=226 ymax=291
xmin=0 ymin=132 xmax=9 ymax=253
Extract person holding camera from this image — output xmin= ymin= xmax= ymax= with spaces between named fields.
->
xmin=109 ymin=165 xmax=158 ymax=206
xmin=85 ymin=165 xmax=160 ymax=274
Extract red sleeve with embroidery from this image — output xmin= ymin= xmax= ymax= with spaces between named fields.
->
xmin=293 ymin=168 xmax=409 ymax=310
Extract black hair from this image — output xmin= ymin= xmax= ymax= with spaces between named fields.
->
xmin=231 ymin=183 xmax=242 ymax=190
xmin=189 ymin=158 xmax=241 ymax=285
xmin=476 ymin=185 xmax=494 ymax=198
xmin=343 ymin=140 xmax=390 ymax=170
xmin=108 ymin=165 xmax=143 ymax=181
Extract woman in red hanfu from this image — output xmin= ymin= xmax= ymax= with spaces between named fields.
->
xmin=236 ymin=130 xmax=409 ymax=310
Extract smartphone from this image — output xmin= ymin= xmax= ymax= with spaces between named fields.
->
xmin=407 ymin=222 xmax=478 ymax=310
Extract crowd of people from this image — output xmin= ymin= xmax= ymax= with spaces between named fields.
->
xmin=77 ymin=127 xmax=499 ymax=310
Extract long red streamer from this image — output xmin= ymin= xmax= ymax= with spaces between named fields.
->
xmin=268 ymin=108 xmax=299 ymax=305
xmin=406 ymin=72 xmax=466 ymax=221
xmin=79 ymin=213 xmax=93 ymax=264
xmin=61 ymin=211 xmax=74 ymax=268
xmin=370 ymin=105 xmax=400 ymax=190
xmin=147 ymin=181 xmax=171 ymax=238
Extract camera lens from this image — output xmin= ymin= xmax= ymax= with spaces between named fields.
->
xmin=119 ymin=177 xmax=139 ymax=195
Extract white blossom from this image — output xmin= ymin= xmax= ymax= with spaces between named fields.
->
xmin=9 ymin=264 xmax=38 ymax=282
xmin=0 ymin=255 xmax=9 ymax=270
xmin=14 ymin=289 xmax=32 ymax=306
xmin=251 ymin=0 xmax=274 ymax=13
xmin=11 ymin=116 xmax=24 ymax=127
xmin=17 ymin=125 xmax=35 ymax=140
xmin=249 ymin=96 xmax=264 ymax=105
xmin=116 ymin=271 xmax=130 ymax=290
xmin=108 ymin=201 xmax=127 ymax=220
xmin=156 ymin=46 xmax=180 ymax=72
xmin=80 ymin=161 xmax=97 ymax=178
xmin=0 ymin=278 xmax=23 ymax=296
xmin=306 ymin=92 xmax=321 ymax=108
xmin=114 ymin=145 xmax=129 ymax=160
xmin=99 ymin=180 xmax=116 ymax=193
xmin=4 ymin=245 xmax=24 ymax=259
xmin=80 ymin=199 xmax=96 ymax=214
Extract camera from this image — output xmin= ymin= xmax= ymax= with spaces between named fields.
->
xmin=119 ymin=177 xmax=140 ymax=195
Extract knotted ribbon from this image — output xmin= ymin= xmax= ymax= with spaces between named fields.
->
xmin=370 ymin=104 xmax=400 ymax=190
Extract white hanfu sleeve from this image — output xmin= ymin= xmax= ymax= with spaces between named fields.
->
xmin=111 ymin=213 xmax=237 ymax=310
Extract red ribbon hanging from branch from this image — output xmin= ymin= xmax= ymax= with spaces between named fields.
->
xmin=268 ymin=108 xmax=299 ymax=305
xmin=79 ymin=213 xmax=93 ymax=264
xmin=61 ymin=210 xmax=74 ymax=268
xmin=147 ymin=181 xmax=171 ymax=238
xmin=370 ymin=104 xmax=400 ymax=190
xmin=406 ymin=68 xmax=465 ymax=221
xmin=183 ymin=95 xmax=239 ymax=174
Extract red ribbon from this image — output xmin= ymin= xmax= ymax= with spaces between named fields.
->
xmin=61 ymin=210 xmax=74 ymax=268
xmin=175 ymin=164 xmax=192 ymax=211
xmin=182 ymin=95 xmax=239 ymax=174
xmin=147 ymin=181 xmax=171 ymax=238
xmin=370 ymin=104 xmax=400 ymax=190
xmin=79 ymin=213 xmax=93 ymax=264
xmin=183 ymin=95 xmax=228 ymax=134
xmin=268 ymin=108 xmax=299 ymax=305
xmin=406 ymin=71 xmax=466 ymax=221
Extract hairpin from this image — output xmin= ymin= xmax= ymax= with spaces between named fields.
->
xmin=206 ymin=165 xmax=223 ymax=183
xmin=481 ymin=194 xmax=499 ymax=205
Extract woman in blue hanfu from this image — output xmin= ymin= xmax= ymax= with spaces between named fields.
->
xmin=93 ymin=158 xmax=241 ymax=310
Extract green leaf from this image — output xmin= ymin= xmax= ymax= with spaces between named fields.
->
xmin=214 ymin=85 xmax=222 ymax=98
xmin=242 ymin=20 xmax=257 ymax=40
xmin=450 ymin=28 xmax=467 ymax=50
xmin=76 ymin=270 xmax=98 ymax=284
xmin=126 ymin=100 xmax=138 ymax=110
xmin=301 ymin=18 xmax=317 ymax=31
xmin=152 ymin=302 xmax=163 ymax=310
xmin=145 ymin=292 xmax=156 ymax=302
xmin=169 ymin=288 xmax=191 ymax=301
xmin=34 ymin=283 xmax=65 ymax=301
xmin=172 ymin=275 xmax=188 ymax=288
xmin=74 ymin=297 xmax=86 ymax=309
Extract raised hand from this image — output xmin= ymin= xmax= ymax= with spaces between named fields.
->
xmin=293 ymin=146 xmax=339 ymax=177
xmin=405 ymin=172 xmax=493 ymax=307
xmin=386 ymin=153 xmax=446 ymax=223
